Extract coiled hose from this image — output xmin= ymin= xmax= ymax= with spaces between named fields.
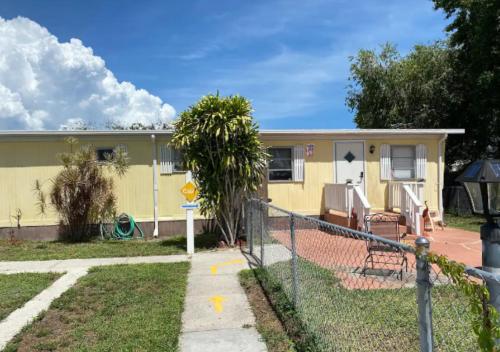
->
xmin=100 ymin=213 xmax=144 ymax=240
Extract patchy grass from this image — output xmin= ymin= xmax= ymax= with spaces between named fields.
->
xmin=0 ymin=232 xmax=218 ymax=261
xmin=239 ymin=270 xmax=295 ymax=352
xmin=253 ymin=259 xmax=477 ymax=351
xmin=0 ymin=273 xmax=61 ymax=321
xmin=444 ymin=212 xmax=484 ymax=233
xmin=4 ymin=262 xmax=189 ymax=352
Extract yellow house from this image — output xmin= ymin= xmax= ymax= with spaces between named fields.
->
xmin=0 ymin=129 xmax=463 ymax=239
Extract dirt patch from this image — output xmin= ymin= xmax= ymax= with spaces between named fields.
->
xmin=4 ymin=263 xmax=189 ymax=352
xmin=240 ymin=270 xmax=295 ymax=352
xmin=9 ymin=297 xmax=96 ymax=352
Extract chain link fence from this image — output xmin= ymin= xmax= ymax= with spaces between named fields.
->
xmin=443 ymin=185 xmax=473 ymax=216
xmin=245 ymin=198 xmax=498 ymax=351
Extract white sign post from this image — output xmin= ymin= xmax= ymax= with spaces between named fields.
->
xmin=183 ymin=171 xmax=196 ymax=255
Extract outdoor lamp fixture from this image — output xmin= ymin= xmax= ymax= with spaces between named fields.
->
xmin=456 ymin=145 xmax=500 ymax=222
xmin=369 ymin=145 xmax=375 ymax=154
xmin=456 ymin=144 xmax=500 ymax=312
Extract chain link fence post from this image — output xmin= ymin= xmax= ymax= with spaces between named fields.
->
xmin=416 ymin=236 xmax=434 ymax=352
xmin=290 ymin=214 xmax=299 ymax=307
xmin=247 ymin=200 xmax=253 ymax=255
xmin=260 ymin=202 xmax=265 ymax=267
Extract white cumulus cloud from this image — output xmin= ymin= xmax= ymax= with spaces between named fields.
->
xmin=0 ymin=16 xmax=175 ymax=130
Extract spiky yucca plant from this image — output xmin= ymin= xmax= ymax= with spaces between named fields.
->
xmin=35 ymin=138 xmax=129 ymax=242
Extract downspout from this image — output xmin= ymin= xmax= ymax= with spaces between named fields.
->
xmin=438 ymin=133 xmax=448 ymax=220
xmin=151 ymin=134 xmax=159 ymax=238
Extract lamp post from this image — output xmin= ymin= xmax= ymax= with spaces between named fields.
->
xmin=456 ymin=145 xmax=500 ymax=312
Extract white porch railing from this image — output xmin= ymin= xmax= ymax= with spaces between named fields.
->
xmin=324 ymin=183 xmax=351 ymax=213
xmin=324 ymin=183 xmax=370 ymax=230
xmin=352 ymin=185 xmax=371 ymax=230
xmin=400 ymin=184 xmax=424 ymax=236
xmin=388 ymin=181 xmax=424 ymax=210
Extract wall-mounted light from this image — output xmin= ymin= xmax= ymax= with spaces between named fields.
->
xmin=369 ymin=145 xmax=376 ymax=154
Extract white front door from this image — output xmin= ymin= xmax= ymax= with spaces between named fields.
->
xmin=335 ymin=141 xmax=365 ymax=189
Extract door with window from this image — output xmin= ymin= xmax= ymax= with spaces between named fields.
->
xmin=335 ymin=141 xmax=365 ymax=189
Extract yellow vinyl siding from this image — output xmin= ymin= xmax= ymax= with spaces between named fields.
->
xmin=0 ymin=137 xmax=193 ymax=227
xmin=265 ymin=137 xmax=441 ymax=216
xmin=0 ymin=133 xmax=444 ymax=228
xmin=264 ymin=140 xmax=333 ymax=216
xmin=364 ymin=138 xmax=440 ymax=212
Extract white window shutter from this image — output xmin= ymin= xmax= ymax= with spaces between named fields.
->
xmin=160 ymin=145 xmax=173 ymax=174
xmin=416 ymin=144 xmax=427 ymax=180
xmin=293 ymin=145 xmax=305 ymax=182
xmin=380 ymin=144 xmax=391 ymax=180
xmin=114 ymin=144 xmax=127 ymax=154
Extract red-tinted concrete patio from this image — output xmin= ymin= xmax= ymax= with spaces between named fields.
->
xmin=424 ymin=227 xmax=481 ymax=268
xmin=268 ymin=225 xmax=481 ymax=290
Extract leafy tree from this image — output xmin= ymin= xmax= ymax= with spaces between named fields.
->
xmin=348 ymin=0 xmax=500 ymax=167
xmin=35 ymin=138 xmax=129 ymax=242
xmin=346 ymin=42 xmax=487 ymax=168
xmin=434 ymin=0 xmax=500 ymax=161
xmin=171 ymin=93 xmax=268 ymax=246
xmin=347 ymin=43 xmax=465 ymax=163
xmin=347 ymin=42 xmax=455 ymax=129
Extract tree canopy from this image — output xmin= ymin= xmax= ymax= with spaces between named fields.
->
xmin=434 ymin=0 xmax=500 ymax=160
xmin=347 ymin=0 xmax=500 ymax=169
xmin=171 ymin=93 xmax=268 ymax=246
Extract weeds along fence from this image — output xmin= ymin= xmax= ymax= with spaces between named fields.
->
xmin=245 ymin=198 xmax=500 ymax=352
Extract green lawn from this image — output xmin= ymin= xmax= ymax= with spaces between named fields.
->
xmin=4 ymin=262 xmax=189 ymax=352
xmin=0 ymin=232 xmax=218 ymax=261
xmin=0 ymin=272 xmax=61 ymax=321
xmin=253 ymin=259 xmax=477 ymax=352
xmin=444 ymin=212 xmax=484 ymax=233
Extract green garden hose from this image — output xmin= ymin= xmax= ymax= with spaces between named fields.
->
xmin=100 ymin=213 xmax=144 ymax=240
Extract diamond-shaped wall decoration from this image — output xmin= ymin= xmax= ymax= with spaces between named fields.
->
xmin=344 ymin=151 xmax=355 ymax=163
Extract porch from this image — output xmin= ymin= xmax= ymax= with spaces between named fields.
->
xmin=323 ymin=181 xmax=428 ymax=236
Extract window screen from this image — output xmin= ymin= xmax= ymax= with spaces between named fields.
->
xmin=96 ymin=148 xmax=114 ymax=162
xmin=391 ymin=146 xmax=416 ymax=179
xmin=172 ymin=149 xmax=185 ymax=172
xmin=268 ymin=147 xmax=293 ymax=181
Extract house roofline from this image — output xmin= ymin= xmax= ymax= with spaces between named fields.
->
xmin=0 ymin=128 xmax=464 ymax=138
xmin=259 ymin=129 xmax=464 ymax=135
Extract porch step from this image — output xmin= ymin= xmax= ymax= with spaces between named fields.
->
xmin=324 ymin=209 xmax=349 ymax=228
xmin=324 ymin=209 xmax=412 ymax=235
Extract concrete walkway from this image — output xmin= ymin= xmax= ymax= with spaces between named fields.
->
xmin=0 ymin=251 xmax=266 ymax=351
xmin=0 ymin=254 xmax=188 ymax=350
xmin=0 ymin=254 xmax=189 ymax=274
xmin=180 ymin=250 xmax=267 ymax=352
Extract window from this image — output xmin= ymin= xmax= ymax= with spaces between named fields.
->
xmin=96 ymin=147 xmax=114 ymax=162
xmin=391 ymin=146 xmax=416 ymax=180
xmin=268 ymin=147 xmax=293 ymax=181
xmin=172 ymin=149 xmax=185 ymax=172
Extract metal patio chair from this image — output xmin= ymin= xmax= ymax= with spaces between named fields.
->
xmin=362 ymin=213 xmax=408 ymax=280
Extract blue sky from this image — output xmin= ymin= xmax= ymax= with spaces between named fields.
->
xmin=0 ymin=0 xmax=449 ymax=129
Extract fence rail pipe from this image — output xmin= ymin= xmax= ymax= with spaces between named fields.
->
xmin=416 ymin=236 xmax=434 ymax=352
xmin=290 ymin=214 xmax=299 ymax=307
xmin=250 ymin=198 xmax=416 ymax=253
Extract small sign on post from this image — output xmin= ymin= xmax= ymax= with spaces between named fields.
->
xmin=181 ymin=172 xmax=198 ymax=255
xmin=180 ymin=181 xmax=198 ymax=203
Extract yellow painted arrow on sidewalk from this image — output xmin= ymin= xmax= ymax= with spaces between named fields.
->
xmin=209 ymin=295 xmax=226 ymax=313
xmin=210 ymin=259 xmax=244 ymax=275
